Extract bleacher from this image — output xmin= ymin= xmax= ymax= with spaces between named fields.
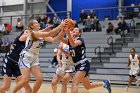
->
xmin=0 ymin=19 xmax=140 ymax=85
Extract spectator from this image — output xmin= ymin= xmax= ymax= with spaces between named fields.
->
xmin=35 ymin=15 xmax=41 ymax=23
xmin=1 ymin=37 xmax=10 ymax=53
xmin=83 ymin=16 xmax=92 ymax=32
xmin=49 ymin=48 xmax=58 ymax=68
xmin=52 ymin=16 xmax=61 ymax=28
xmin=2 ymin=36 xmax=11 ymax=47
xmin=40 ymin=15 xmax=46 ymax=29
xmin=4 ymin=23 xmax=12 ymax=35
xmin=79 ymin=9 xmax=87 ymax=25
xmin=46 ymin=17 xmax=53 ymax=28
xmin=106 ymin=22 xmax=114 ymax=34
xmin=91 ymin=16 xmax=101 ymax=32
xmin=115 ymin=17 xmax=130 ymax=35
xmin=0 ymin=21 xmax=5 ymax=36
xmin=16 ymin=18 xmax=24 ymax=32
xmin=89 ymin=9 xmax=96 ymax=19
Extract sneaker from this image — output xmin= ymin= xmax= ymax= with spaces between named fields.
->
xmin=125 ymin=86 xmax=128 ymax=91
xmin=103 ymin=80 xmax=111 ymax=93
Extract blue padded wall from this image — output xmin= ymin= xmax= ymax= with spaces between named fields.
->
xmin=46 ymin=0 xmax=140 ymax=21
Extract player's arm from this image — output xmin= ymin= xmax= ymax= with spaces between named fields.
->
xmin=43 ymin=30 xmax=65 ymax=42
xmin=19 ymin=30 xmax=30 ymax=41
xmin=57 ymin=43 xmax=63 ymax=67
xmin=34 ymin=21 xmax=65 ymax=38
xmin=127 ymin=58 xmax=131 ymax=68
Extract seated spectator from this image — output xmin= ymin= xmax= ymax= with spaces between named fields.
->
xmin=115 ymin=17 xmax=130 ymax=35
xmin=89 ymin=9 xmax=96 ymax=19
xmin=1 ymin=37 xmax=10 ymax=53
xmin=79 ymin=9 xmax=87 ymax=25
xmin=35 ymin=15 xmax=41 ymax=23
xmin=40 ymin=15 xmax=46 ymax=29
xmin=91 ymin=16 xmax=101 ymax=32
xmin=2 ymin=36 xmax=11 ymax=47
xmin=0 ymin=21 xmax=5 ymax=36
xmin=16 ymin=18 xmax=24 ymax=31
xmin=52 ymin=16 xmax=61 ymax=28
xmin=106 ymin=22 xmax=114 ymax=34
xmin=46 ymin=17 xmax=53 ymax=28
xmin=49 ymin=48 xmax=58 ymax=68
xmin=4 ymin=22 xmax=12 ymax=35
xmin=83 ymin=16 xmax=92 ymax=32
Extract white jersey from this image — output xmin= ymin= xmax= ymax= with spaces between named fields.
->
xmin=61 ymin=43 xmax=73 ymax=64
xmin=23 ymin=37 xmax=43 ymax=55
xmin=19 ymin=37 xmax=43 ymax=68
xmin=129 ymin=54 xmax=139 ymax=76
xmin=56 ymin=43 xmax=74 ymax=76
xmin=129 ymin=54 xmax=139 ymax=71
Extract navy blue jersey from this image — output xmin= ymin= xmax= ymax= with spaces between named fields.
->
xmin=69 ymin=37 xmax=86 ymax=63
xmin=6 ymin=36 xmax=25 ymax=61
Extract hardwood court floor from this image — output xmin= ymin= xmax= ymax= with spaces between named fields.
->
xmin=0 ymin=80 xmax=140 ymax=93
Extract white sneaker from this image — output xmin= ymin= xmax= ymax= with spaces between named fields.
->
xmin=125 ymin=86 xmax=128 ymax=91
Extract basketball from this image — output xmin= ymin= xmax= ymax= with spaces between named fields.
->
xmin=64 ymin=18 xmax=75 ymax=29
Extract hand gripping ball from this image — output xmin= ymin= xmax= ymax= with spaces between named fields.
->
xmin=64 ymin=18 xmax=75 ymax=30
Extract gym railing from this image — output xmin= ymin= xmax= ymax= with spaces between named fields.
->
xmin=94 ymin=46 xmax=102 ymax=63
xmin=130 ymin=18 xmax=136 ymax=34
xmin=107 ymin=36 xmax=114 ymax=55
xmin=85 ymin=5 xmax=140 ymax=20
xmin=0 ymin=11 xmax=71 ymax=27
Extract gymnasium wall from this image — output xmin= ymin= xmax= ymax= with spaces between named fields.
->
xmin=124 ymin=0 xmax=140 ymax=6
xmin=46 ymin=0 xmax=67 ymax=19
xmin=72 ymin=0 xmax=117 ymax=21
xmin=47 ymin=0 xmax=140 ymax=21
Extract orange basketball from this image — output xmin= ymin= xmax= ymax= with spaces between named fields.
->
xmin=64 ymin=18 xmax=75 ymax=29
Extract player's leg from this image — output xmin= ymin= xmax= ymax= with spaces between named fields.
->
xmin=30 ymin=65 xmax=43 ymax=93
xmin=51 ymin=74 xmax=62 ymax=93
xmin=0 ymin=75 xmax=12 ymax=93
xmin=61 ymin=73 xmax=72 ymax=93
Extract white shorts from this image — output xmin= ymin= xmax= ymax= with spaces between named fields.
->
xmin=129 ymin=68 xmax=139 ymax=76
xmin=18 ymin=51 xmax=40 ymax=68
xmin=56 ymin=63 xmax=75 ymax=77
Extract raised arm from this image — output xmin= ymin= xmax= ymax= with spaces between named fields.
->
xmin=43 ymin=30 xmax=65 ymax=42
xmin=65 ymin=30 xmax=82 ymax=47
xmin=19 ymin=30 xmax=30 ymax=41
xmin=34 ymin=21 xmax=65 ymax=38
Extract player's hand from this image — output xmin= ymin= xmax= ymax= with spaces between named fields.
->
xmin=43 ymin=25 xmax=53 ymax=32
xmin=60 ymin=20 xmax=66 ymax=28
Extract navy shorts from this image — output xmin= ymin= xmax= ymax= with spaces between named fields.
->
xmin=75 ymin=60 xmax=90 ymax=76
xmin=1 ymin=57 xmax=21 ymax=77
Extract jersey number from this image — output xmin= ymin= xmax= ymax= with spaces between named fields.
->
xmin=70 ymin=50 xmax=75 ymax=57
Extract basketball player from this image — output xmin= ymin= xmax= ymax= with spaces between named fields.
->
xmin=52 ymin=19 xmax=76 ymax=93
xmin=12 ymin=19 xmax=66 ymax=93
xmin=0 ymin=30 xmax=32 ymax=93
xmin=125 ymin=48 xmax=140 ymax=91
xmin=61 ymin=27 xmax=111 ymax=93
xmin=51 ymin=42 xmax=74 ymax=93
